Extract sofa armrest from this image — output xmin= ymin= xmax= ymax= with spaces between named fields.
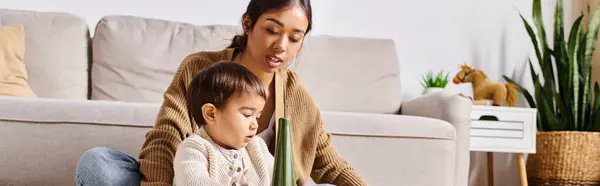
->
xmin=321 ymin=111 xmax=456 ymax=140
xmin=320 ymin=111 xmax=457 ymax=186
xmin=400 ymin=90 xmax=472 ymax=186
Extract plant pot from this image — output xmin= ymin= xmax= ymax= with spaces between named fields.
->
xmin=527 ymin=131 xmax=600 ymax=186
xmin=422 ymin=87 xmax=444 ymax=95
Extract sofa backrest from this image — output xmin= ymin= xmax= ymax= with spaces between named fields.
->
xmin=90 ymin=15 xmax=241 ymax=102
xmin=0 ymin=10 xmax=403 ymax=114
xmin=90 ymin=15 xmax=402 ymax=114
xmin=290 ymin=36 xmax=402 ymax=113
xmin=0 ymin=9 xmax=91 ymax=100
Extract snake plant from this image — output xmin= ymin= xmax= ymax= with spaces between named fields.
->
xmin=504 ymin=0 xmax=600 ymax=132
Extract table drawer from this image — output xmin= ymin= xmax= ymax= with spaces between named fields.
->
xmin=470 ymin=106 xmax=537 ymax=153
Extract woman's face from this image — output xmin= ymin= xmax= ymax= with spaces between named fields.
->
xmin=243 ymin=6 xmax=309 ymax=73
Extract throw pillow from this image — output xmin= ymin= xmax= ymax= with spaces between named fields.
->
xmin=0 ymin=24 xmax=37 ymax=98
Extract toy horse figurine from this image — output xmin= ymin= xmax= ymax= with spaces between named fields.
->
xmin=453 ymin=64 xmax=518 ymax=107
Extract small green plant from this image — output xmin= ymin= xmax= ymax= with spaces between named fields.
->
xmin=421 ymin=71 xmax=450 ymax=88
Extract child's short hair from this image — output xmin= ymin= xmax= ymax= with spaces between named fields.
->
xmin=186 ymin=61 xmax=267 ymax=127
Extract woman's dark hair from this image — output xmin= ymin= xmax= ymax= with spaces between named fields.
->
xmin=186 ymin=62 xmax=267 ymax=127
xmin=228 ymin=0 xmax=313 ymax=52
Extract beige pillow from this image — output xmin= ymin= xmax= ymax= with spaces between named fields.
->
xmin=0 ymin=24 xmax=36 ymax=98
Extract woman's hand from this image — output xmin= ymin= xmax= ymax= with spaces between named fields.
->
xmin=296 ymin=178 xmax=336 ymax=186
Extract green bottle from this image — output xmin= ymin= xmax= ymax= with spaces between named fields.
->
xmin=272 ymin=117 xmax=296 ymax=186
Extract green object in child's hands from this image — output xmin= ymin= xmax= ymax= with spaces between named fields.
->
xmin=272 ymin=117 xmax=296 ymax=186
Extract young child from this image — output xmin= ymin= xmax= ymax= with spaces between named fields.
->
xmin=173 ymin=61 xmax=274 ymax=186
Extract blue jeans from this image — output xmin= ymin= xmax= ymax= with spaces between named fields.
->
xmin=74 ymin=147 xmax=336 ymax=186
xmin=74 ymin=147 xmax=141 ymax=186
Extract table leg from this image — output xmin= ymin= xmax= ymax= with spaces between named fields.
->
xmin=487 ymin=152 xmax=493 ymax=186
xmin=517 ymin=153 xmax=528 ymax=186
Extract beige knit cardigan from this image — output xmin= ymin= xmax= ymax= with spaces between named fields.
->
xmin=138 ymin=48 xmax=368 ymax=186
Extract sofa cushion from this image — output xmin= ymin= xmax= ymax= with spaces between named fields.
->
xmin=0 ymin=9 xmax=91 ymax=99
xmin=91 ymin=15 xmax=240 ymax=103
xmin=0 ymin=24 xmax=37 ymax=98
xmin=0 ymin=96 xmax=159 ymax=186
xmin=290 ymin=36 xmax=402 ymax=114
xmin=91 ymin=15 xmax=403 ymax=114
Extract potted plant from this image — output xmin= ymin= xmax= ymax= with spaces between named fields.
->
xmin=503 ymin=0 xmax=600 ymax=185
xmin=420 ymin=70 xmax=450 ymax=95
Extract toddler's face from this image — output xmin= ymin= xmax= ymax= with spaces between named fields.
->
xmin=211 ymin=91 xmax=265 ymax=149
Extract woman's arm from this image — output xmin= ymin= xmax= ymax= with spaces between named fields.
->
xmin=138 ymin=54 xmax=213 ymax=186
xmin=173 ymin=137 xmax=222 ymax=186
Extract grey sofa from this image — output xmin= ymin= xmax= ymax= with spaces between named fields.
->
xmin=0 ymin=8 xmax=472 ymax=186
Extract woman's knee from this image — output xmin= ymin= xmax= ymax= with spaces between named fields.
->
xmin=74 ymin=147 xmax=140 ymax=186
xmin=77 ymin=147 xmax=109 ymax=162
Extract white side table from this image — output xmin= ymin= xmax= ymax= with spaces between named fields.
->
xmin=470 ymin=105 xmax=537 ymax=186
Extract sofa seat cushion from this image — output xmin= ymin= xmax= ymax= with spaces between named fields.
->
xmin=321 ymin=111 xmax=456 ymax=140
xmin=0 ymin=96 xmax=160 ymax=186
xmin=320 ymin=111 xmax=457 ymax=185
xmin=0 ymin=24 xmax=36 ymax=98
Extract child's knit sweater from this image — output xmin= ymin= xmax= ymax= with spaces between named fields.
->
xmin=173 ymin=127 xmax=274 ymax=186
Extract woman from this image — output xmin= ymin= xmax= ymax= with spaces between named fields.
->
xmin=75 ymin=0 xmax=367 ymax=185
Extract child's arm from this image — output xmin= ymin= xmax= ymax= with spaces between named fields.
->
xmin=173 ymin=137 xmax=221 ymax=186
xmin=257 ymin=138 xmax=275 ymax=177
xmin=264 ymin=145 xmax=275 ymax=175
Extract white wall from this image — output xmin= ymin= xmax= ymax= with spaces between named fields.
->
xmin=0 ymin=0 xmax=547 ymax=99
xmin=323 ymin=0 xmax=538 ymax=99
xmin=0 ymin=0 xmax=334 ymax=36
xmin=0 ymin=0 xmax=567 ymax=185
